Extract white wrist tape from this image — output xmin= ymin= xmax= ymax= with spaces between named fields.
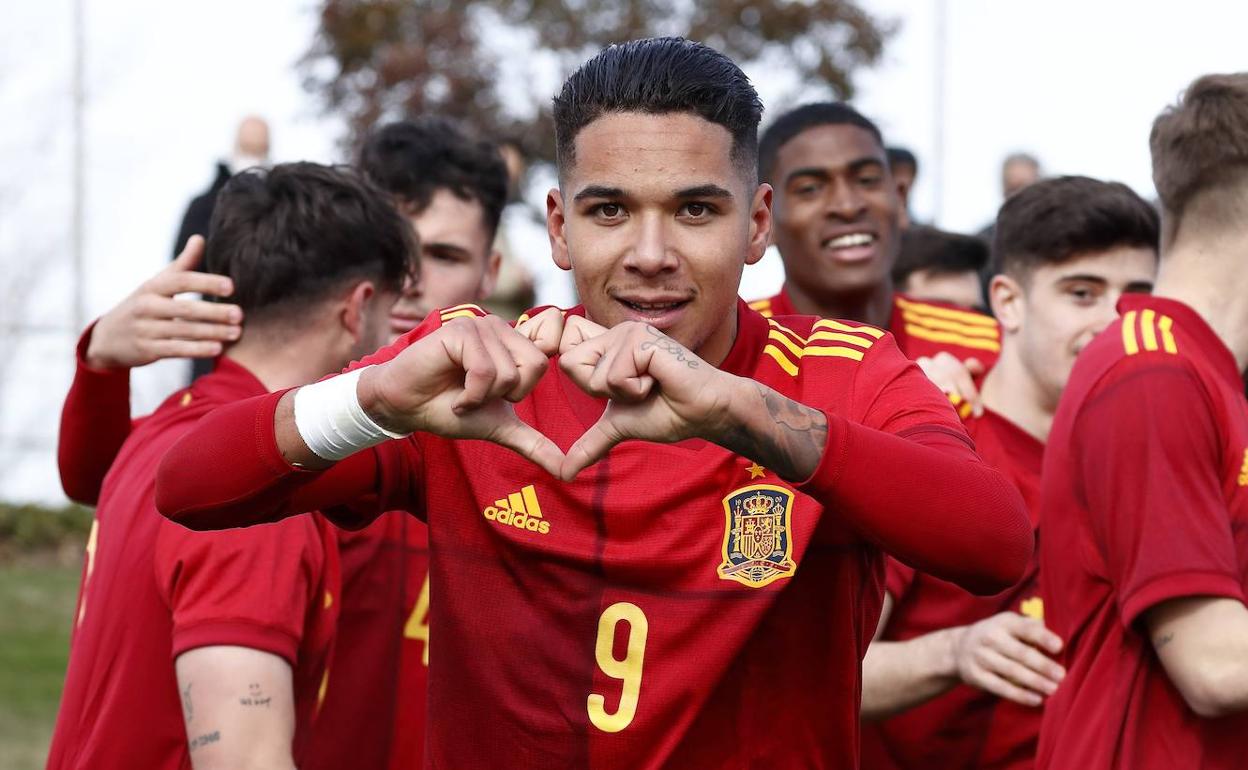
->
xmin=293 ymin=366 xmax=410 ymax=461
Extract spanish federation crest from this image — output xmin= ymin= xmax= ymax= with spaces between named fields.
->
xmin=717 ymin=484 xmax=797 ymax=588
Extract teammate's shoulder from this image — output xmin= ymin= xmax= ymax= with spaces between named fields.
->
xmin=755 ymin=312 xmax=890 ymax=379
xmin=892 ymin=293 xmax=1002 ymax=356
xmin=1088 ymin=304 xmax=1190 ymax=374
xmin=746 ymin=296 xmax=777 ymax=319
xmin=437 ymin=303 xmax=490 ymax=323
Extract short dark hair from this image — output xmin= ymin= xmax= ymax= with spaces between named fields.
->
xmin=358 ymin=117 xmax=509 ymax=242
xmin=205 ymin=162 xmax=415 ymax=326
xmin=887 ymin=146 xmax=918 ymax=175
xmin=1150 ymin=73 xmax=1248 ymax=234
xmin=991 ymin=175 xmax=1159 ymax=279
xmin=759 ymin=102 xmax=884 ymax=183
xmin=894 ymin=226 xmax=987 ymax=285
xmin=553 ymin=37 xmax=763 ymax=180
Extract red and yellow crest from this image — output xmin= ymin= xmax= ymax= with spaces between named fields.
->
xmin=717 ymin=484 xmax=797 ymax=588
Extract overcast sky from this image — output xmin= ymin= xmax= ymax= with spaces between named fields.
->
xmin=2 ymin=0 xmax=1247 ymax=501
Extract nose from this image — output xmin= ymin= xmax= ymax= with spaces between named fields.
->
xmin=622 ymin=213 xmax=679 ymax=277
xmin=825 ymin=178 xmax=867 ymax=222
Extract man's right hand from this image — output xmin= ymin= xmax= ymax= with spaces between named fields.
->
xmin=85 ymin=236 xmax=243 ymax=370
xmin=356 ymin=314 xmax=565 ymax=478
xmin=952 ymin=611 xmax=1065 ymax=706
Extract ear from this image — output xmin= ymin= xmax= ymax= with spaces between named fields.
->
xmin=547 ymin=188 xmax=572 ymax=271
xmin=340 ymin=281 xmax=377 ymax=343
xmin=989 ymin=274 xmax=1024 ymax=334
xmin=480 ymin=248 xmax=502 ymax=299
xmin=745 ymin=183 xmax=774 ymax=267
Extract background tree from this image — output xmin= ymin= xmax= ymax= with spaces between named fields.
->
xmin=302 ymin=0 xmax=893 ymax=161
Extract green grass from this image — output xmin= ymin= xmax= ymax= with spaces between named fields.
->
xmin=0 ymin=558 xmax=82 ymax=770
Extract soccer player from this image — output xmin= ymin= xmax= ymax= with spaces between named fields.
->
xmin=750 ymin=102 xmax=1002 ymax=371
xmin=307 ymin=117 xmax=508 ymax=770
xmin=1037 ymin=73 xmax=1248 ymax=769
xmin=156 ymin=37 xmax=1031 ymax=768
xmin=892 ymin=225 xmax=990 ymax=312
xmin=860 ymin=176 xmax=1159 ymax=770
xmin=47 ymin=162 xmax=414 ymax=770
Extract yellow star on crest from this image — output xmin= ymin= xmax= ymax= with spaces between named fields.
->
xmin=746 ymin=462 xmax=766 ymax=479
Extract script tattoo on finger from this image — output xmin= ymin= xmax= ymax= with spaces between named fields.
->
xmin=724 ymin=383 xmax=828 ymax=480
xmin=181 ymin=682 xmax=194 ymax=723
xmin=240 ymin=682 xmax=272 ymax=708
xmin=638 ymin=325 xmax=699 ymax=369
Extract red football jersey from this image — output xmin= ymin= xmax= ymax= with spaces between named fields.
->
xmin=46 ymin=358 xmax=340 ymax=770
xmin=748 ymin=288 xmax=1001 ymax=369
xmin=157 ymin=301 xmax=1032 ymax=769
xmin=863 ymin=409 xmax=1044 ymax=770
xmin=1037 ymin=295 xmax=1248 ymax=769
xmin=306 ymin=513 xmax=430 ymax=770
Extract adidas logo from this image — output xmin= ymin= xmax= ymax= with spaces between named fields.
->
xmin=483 ymin=484 xmax=550 ymax=535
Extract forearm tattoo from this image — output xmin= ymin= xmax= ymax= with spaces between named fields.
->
xmin=724 ymin=383 xmax=828 ymax=481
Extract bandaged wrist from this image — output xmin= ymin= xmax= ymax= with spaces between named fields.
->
xmin=293 ymin=366 xmax=410 ymax=461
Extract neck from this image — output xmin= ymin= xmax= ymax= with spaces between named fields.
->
xmin=979 ymin=347 xmax=1054 ymax=443
xmin=783 ymin=279 xmax=895 ymax=328
xmin=1152 ymin=242 xmax=1248 ymax=370
xmin=224 ymin=326 xmax=345 ymax=392
xmin=696 ymin=302 xmax=740 ymax=367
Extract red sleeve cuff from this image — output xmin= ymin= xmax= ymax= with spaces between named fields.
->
xmin=1120 ymin=571 xmax=1246 ymax=629
xmin=793 ymin=409 xmax=849 ymax=498
xmin=171 ymin=619 xmax=301 ymax=665
xmin=74 ymin=321 xmax=132 ymax=395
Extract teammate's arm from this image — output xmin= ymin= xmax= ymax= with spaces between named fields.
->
xmin=862 ymin=601 xmax=1064 ymax=720
xmin=58 ymin=236 xmax=241 ymax=504
xmin=175 ymin=646 xmax=297 ymax=770
xmin=1146 ymin=597 xmax=1248 ymax=718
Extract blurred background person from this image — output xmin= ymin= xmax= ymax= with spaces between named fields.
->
xmin=980 ymin=153 xmax=1043 ymax=241
xmin=172 ymin=116 xmax=271 ymax=257
xmin=893 ymin=225 xmax=989 ymax=312
xmin=887 ymin=145 xmax=919 ymax=228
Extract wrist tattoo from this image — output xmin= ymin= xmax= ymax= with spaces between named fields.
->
xmin=639 ymin=325 xmax=699 ymax=369
xmin=723 ymin=383 xmax=828 ymax=481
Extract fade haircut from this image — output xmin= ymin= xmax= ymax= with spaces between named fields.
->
xmin=991 ymin=175 xmax=1159 ymax=281
xmin=359 ymin=117 xmax=509 ymax=242
xmin=1149 ymin=73 xmax=1248 ymax=241
xmin=894 ymin=226 xmax=987 ymax=285
xmin=759 ymin=102 xmax=885 ymax=184
xmin=553 ymin=37 xmax=764 ymax=182
xmin=206 ymin=162 xmax=415 ymax=326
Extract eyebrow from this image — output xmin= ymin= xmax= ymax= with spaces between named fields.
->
xmin=573 ymin=185 xmax=625 ymax=202
xmin=423 ymin=241 xmax=474 ymax=258
xmin=675 ymin=184 xmax=734 ymax=200
xmin=784 ymin=157 xmax=884 ymax=185
xmin=1057 ymin=274 xmax=1108 ymax=285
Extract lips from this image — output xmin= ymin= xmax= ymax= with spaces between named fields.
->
xmin=612 ymin=294 xmax=693 ymax=329
xmin=389 ymin=313 xmax=424 ymax=336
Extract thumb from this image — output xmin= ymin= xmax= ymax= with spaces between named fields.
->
xmin=172 ymin=235 xmax=206 ymax=272
xmin=491 ymin=414 xmax=566 ymax=479
xmin=560 ymin=413 xmax=624 ymax=481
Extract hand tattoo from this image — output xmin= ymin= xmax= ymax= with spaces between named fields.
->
xmin=181 ymin=682 xmax=194 ymax=724
xmin=723 ymin=383 xmax=828 ymax=481
xmin=1154 ymin=632 xmax=1175 ymax=650
xmin=240 ymin=681 xmax=272 ymax=707
xmin=639 ymin=325 xmax=699 ymax=369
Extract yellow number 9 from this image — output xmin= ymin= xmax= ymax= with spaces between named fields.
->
xmin=587 ymin=602 xmax=648 ymax=733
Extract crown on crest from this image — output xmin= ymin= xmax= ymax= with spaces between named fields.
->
xmin=741 ymin=491 xmax=774 ymax=516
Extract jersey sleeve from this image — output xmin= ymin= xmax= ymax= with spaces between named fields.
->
xmin=1074 ymin=357 xmax=1245 ymax=627
xmin=155 ymin=516 xmax=325 ymax=663
xmin=57 ymin=323 xmax=136 ymax=505
xmin=155 ymin=312 xmax=454 ymax=531
xmin=797 ymin=334 xmax=1032 ymax=595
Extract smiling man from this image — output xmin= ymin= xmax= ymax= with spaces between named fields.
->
xmin=751 ymin=102 xmax=1002 ymax=369
xmin=155 ymin=38 xmax=1031 ymax=769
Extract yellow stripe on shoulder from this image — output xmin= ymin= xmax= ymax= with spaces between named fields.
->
xmin=440 ymin=304 xmax=487 ymax=322
xmin=896 ymin=296 xmax=998 ymax=328
xmin=812 ymin=318 xmax=885 ymax=339
xmin=1123 ymin=309 xmax=1179 ymax=356
xmin=748 ymin=298 xmax=773 ymax=311
xmin=903 ymin=324 xmax=1001 ymax=353
xmin=900 ymin=310 xmax=1000 ymax=340
xmin=762 ymin=344 xmax=799 ymax=376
